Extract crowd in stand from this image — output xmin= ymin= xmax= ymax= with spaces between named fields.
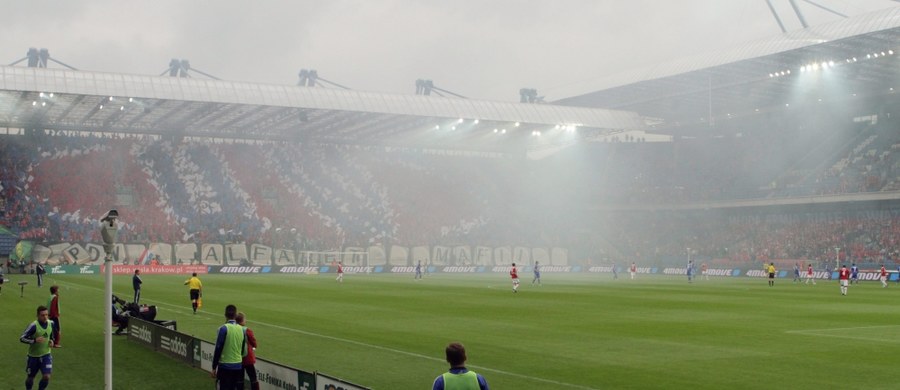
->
xmin=1 ymin=118 xmax=899 ymax=265
xmin=597 ymin=209 xmax=900 ymax=267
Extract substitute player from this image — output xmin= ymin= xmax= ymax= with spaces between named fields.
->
xmin=510 ymin=263 xmax=519 ymax=293
xmin=21 ymin=305 xmax=55 ymax=390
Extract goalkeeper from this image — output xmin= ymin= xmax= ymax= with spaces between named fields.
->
xmin=184 ymin=272 xmax=203 ymax=314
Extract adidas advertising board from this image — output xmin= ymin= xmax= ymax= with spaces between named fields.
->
xmin=127 ymin=319 xmax=156 ymax=347
xmin=158 ymin=326 xmax=193 ymax=363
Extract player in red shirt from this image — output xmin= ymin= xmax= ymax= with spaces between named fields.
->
xmin=630 ymin=262 xmax=637 ymax=280
xmin=236 ymin=312 xmax=259 ymax=390
xmin=48 ymin=285 xmax=62 ymax=348
xmin=510 ymin=263 xmax=519 ymax=293
xmin=805 ymin=264 xmax=816 ymax=285
xmin=838 ymin=264 xmax=850 ymax=296
xmin=336 ymin=261 xmax=344 ymax=283
xmin=880 ymin=265 xmax=888 ymax=288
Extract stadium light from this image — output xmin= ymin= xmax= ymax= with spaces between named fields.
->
xmin=473 ymin=119 xmax=479 ymax=124
xmin=500 ymin=129 xmax=506 ymax=134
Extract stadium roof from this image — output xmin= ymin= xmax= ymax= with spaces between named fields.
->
xmin=0 ymin=64 xmax=644 ymax=152
xmin=557 ymin=6 xmax=900 ymax=133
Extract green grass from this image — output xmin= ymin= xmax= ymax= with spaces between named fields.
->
xmin=2 ymin=272 xmax=900 ymax=389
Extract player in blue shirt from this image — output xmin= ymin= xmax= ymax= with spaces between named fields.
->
xmin=415 ymin=260 xmax=423 ymax=280
xmin=850 ymin=264 xmax=859 ymax=285
xmin=687 ymin=260 xmax=694 ymax=283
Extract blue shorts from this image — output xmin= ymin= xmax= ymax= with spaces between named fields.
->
xmin=26 ymin=354 xmax=52 ymax=376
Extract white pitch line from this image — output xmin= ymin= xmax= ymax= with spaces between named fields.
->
xmin=786 ymin=325 xmax=900 ymax=343
xmin=56 ymin=279 xmax=599 ymax=390
xmin=786 ymin=324 xmax=900 ymax=333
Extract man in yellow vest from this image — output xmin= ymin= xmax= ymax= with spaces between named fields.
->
xmin=211 ymin=304 xmax=248 ymax=390
xmin=184 ymin=272 xmax=203 ymax=314
xmin=20 ymin=305 xmax=56 ymax=390
xmin=432 ymin=342 xmax=489 ymax=390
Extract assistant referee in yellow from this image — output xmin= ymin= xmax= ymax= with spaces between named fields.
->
xmin=184 ymin=272 xmax=203 ymax=314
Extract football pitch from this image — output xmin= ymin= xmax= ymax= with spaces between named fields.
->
xmin=2 ymin=272 xmax=899 ymax=389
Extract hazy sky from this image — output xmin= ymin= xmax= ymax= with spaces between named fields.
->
xmin=3 ymin=0 xmax=897 ymax=102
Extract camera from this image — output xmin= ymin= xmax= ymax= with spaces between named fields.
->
xmin=100 ymin=209 xmax=118 ymax=224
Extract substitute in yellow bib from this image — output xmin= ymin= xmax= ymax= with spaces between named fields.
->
xmin=212 ymin=304 xmax=248 ymax=390
xmin=432 ymin=342 xmax=489 ymax=390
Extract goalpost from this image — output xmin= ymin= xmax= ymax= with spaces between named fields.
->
xmin=299 ymin=250 xmax=370 ymax=271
